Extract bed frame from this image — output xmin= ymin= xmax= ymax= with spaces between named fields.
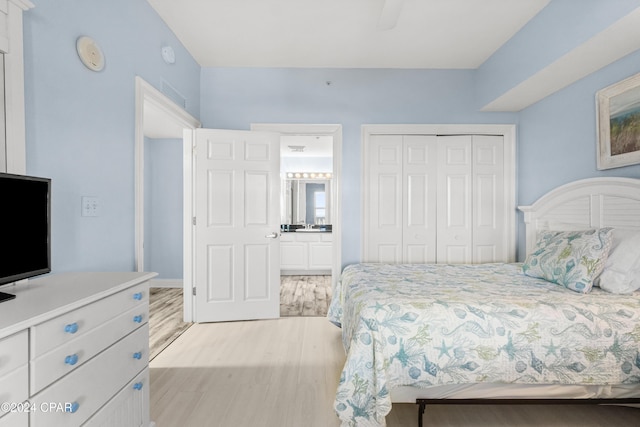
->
xmin=415 ymin=397 xmax=640 ymax=427
xmin=410 ymin=177 xmax=640 ymax=426
xmin=519 ymin=177 xmax=640 ymax=254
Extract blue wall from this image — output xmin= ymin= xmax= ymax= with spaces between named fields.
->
xmin=516 ymin=48 xmax=640 ymax=258
xmin=20 ymin=0 xmax=640 ymax=275
xmin=201 ymin=59 xmax=640 ymax=266
xmin=476 ymin=0 xmax=640 ymax=109
xmin=200 ymin=68 xmax=518 ymax=266
xmin=23 ymin=0 xmax=200 ymax=273
xmin=144 ymin=138 xmax=183 ymax=279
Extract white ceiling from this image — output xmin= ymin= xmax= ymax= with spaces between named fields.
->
xmin=280 ymin=135 xmax=333 ymax=158
xmin=146 ymin=0 xmax=640 ymax=112
xmin=146 ymin=0 xmax=550 ymax=69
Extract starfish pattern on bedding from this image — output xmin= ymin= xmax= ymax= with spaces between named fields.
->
xmin=435 ymin=339 xmax=453 ymax=358
xmin=543 ymin=339 xmax=560 ymax=357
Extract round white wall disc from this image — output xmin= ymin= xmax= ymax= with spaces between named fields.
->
xmin=76 ymin=36 xmax=105 ymax=72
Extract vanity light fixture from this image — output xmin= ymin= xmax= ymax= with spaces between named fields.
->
xmin=285 ymin=172 xmax=333 ymax=180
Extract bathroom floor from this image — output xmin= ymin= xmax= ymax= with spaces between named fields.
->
xmin=280 ymin=275 xmax=332 ymax=317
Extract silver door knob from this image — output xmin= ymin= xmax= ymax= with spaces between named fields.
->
xmin=265 ymin=232 xmax=280 ymax=239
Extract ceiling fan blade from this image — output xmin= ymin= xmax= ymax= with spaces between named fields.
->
xmin=377 ymin=0 xmax=405 ymax=31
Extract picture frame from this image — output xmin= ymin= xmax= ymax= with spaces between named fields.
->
xmin=596 ymin=72 xmax=640 ymax=170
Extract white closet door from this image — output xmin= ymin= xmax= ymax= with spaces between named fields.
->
xmin=365 ymin=132 xmax=510 ymax=265
xmin=473 ymin=135 xmax=505 ymax=263
xmin=403 ymin=136 xmax=437 ymax=263
xmin=365 ymin=135 xmax=403 ymax=263
xmin=437 ymin=135 xmax=472 ymax=263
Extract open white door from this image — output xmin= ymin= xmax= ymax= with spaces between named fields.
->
xmin=191 ymin=128 xmax=280 ymax=322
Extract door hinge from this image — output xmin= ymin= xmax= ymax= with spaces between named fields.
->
xmin=192 ymin=287 xmax=196 ymax=296
xmin=192 ymin=217 xmax=196 ymax=226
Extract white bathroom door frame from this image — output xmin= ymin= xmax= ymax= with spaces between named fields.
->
xmin=251 ymin=123 xmax=343 ymax=291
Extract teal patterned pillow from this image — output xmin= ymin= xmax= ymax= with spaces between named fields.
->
xmin=522 ymin=228 xmax=614 ymax=293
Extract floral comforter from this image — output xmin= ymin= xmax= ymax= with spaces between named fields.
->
xmin=328 ymin=263 xmax=640 ymax=427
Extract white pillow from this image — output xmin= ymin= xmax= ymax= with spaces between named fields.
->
xmin=595 ymin=229 xmax=640 ymax=294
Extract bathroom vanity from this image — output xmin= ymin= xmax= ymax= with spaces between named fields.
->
xmin=280 ymin=227 xmax=333 ymax=275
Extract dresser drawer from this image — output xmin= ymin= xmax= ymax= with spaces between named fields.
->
xmin=83 ymin=368 xmax=149 ymax=427
xmin=0 ymin=330 xmax=28 ymax=415
xmin=31 ymin=304 xmax=149 ymax=394
xmin=0 ymin=365 xmax=28 ymax=418
xmin=30 ymin=325 xmax=149 ymax=427
xmin=0 ymin=330 xmax=27 ymax=377
xmin=31 ymin=282 xmax=148 ymax=358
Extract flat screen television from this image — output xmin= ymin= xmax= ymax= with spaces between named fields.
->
xmin=0 ymin=172 xmax=51 ymax=303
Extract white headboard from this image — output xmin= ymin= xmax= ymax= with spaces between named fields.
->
xmin=518 ymin=177 xmax=640 ymax=255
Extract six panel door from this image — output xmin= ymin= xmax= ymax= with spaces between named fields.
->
xmin=193 ymin=129 xmax=281 ymax=322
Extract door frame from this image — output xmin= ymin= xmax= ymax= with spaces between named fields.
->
xmin=134 ymin=76 xmax=200 ymax=275
xmin=251 ymin=123 xmax=343 ymax=291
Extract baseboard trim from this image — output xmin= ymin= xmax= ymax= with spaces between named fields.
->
xmin=281 ymin=270 xmax=331 ymax=276
xmin=149 ymin=279 xmax=183 ymax=288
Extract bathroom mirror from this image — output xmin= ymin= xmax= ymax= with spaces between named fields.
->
xmin=281 ymin=179 xmax=331 ymax=225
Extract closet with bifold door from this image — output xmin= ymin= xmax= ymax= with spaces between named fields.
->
xmin=363 ymin=129 xmax=515 ymax=265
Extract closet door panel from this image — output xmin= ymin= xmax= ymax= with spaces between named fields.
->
xmin=437 ymin=136 xmax=472 ymax=264
xmin=377 ymin=244 xmax=401 ymax=263
xmin=473 ymin=135 xmax=505 ymax=262
xmin=444 ymin=175 xmax=470 ymax=228
xmin=378 ymin=174 xmax=400 ymax=226
xmin=364 ymin=129 xmax=512 ymax=266
xmin=403 ymin=135 xmax=437 ymax=263
xmin=365 ymin=135 xmax=402 ymax=262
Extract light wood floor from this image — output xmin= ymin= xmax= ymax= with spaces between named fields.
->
xmin=149 ymin=276 xmax=330 ymax=361
xmin=149 ymin=317 xmax=640 ymax=427
xmin=149 ymin=288 xmax=193 ymax=361
xmin=280 ymin=275 xmax=332 ymax=317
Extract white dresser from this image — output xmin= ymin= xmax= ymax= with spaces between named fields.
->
xmin=0 ymin=272 xmax=156 ymax=427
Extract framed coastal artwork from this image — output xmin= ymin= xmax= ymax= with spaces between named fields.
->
xmin=596 ymin=72 xmax=640 ymax=170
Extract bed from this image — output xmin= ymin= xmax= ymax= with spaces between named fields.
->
xmin=329 ymin=177 xmax=640 ymax=427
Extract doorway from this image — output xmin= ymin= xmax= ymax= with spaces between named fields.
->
xmin=182 ymin=124 xmax=342 ymax=322
xmin=134 ymin=76 xmax=200 ymax=276
xmin=134 ymin=77 xmax=200 ymax=349
xmin=279 ymin=134 xmax=333 ymax=316
xmin=252 ymin=124 xmax=342 ymax=318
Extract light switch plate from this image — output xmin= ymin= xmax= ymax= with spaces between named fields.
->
xmin=81 ymin=196 xmax=100 ymax=217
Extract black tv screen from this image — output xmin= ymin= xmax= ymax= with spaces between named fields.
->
xmin=0 ymin=172 xmax=51 ymax=288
